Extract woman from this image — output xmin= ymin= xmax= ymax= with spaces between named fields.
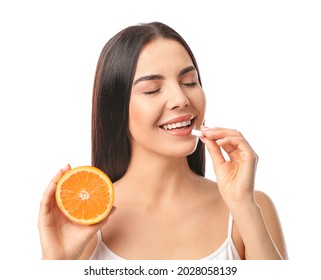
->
xmin=38 ymin=22 xmax=287 ymax=260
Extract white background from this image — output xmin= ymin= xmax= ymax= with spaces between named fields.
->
xmin=1 ymin=0 xmax=320 ymax=277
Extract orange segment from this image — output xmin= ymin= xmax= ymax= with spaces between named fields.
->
xmin=55 ymin=166 xmax=114 ymax=225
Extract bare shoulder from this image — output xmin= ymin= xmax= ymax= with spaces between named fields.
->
xmin=254 ymin=190 xmax=288 ymax=259
xmin=254 ymin=191 xmax=277 ymax=211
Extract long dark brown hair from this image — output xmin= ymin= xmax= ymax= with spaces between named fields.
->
xmin=92 ymin=22 xmax=205 ymax=182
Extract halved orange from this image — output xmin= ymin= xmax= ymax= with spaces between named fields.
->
xmin=55 ymin=166 xmax=114 ymax=225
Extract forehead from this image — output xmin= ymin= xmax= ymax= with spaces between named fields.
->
xmin=134 ymin=38 xmax=193 ymax=76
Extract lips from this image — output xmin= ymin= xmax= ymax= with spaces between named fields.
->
xmin=159 ymin=115 xmax=194 ymax=128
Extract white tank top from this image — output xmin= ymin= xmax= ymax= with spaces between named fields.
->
xmin=90 ymin=214 xmax=241 ymax=260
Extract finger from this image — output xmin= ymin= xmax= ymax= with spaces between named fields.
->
xmin=62 ymin=163 xmax=71 ymax=173
xmin=49 ymin=169 xmax=64 ymax=186
xmin=43 ymin=168 xmax=64 ymax=201
xmin=216 ymin=136 xmax=243 ymax=155
xmin=48 ymin=164 xmax=71 ymax=186
xmin=39 ymin=181 xmax=57 ymax=218
xmin=202 ymin=127 xmax=243 ymax=140
xmin=40 ymin=165 xmax=71 ymax=215
xmin=202 ymin=128 xmax=256 ymax=161
xmin=201 ymin=136 xmax=226 ymax=168
xmin=216 ymin=136 xmax=257 ymax=163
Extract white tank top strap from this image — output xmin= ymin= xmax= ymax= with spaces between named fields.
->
xmin=227 ymin=213 xmax=234 ymax=240
xmin=97 ymin=229 xmax=103 ymax=242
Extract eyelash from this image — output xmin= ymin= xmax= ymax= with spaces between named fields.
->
xmin=183 ymin=82 xmax=197 ymax=87
xmin=143 ymin=88 xmax=161 ymax=95
xmin=143 ymin=83 xmax=197 ymax=95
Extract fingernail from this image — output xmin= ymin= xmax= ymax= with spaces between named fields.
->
xmin=200 ymin=125 xmax=210 ymax=131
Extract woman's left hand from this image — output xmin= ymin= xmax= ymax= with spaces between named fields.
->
xmin=201 ymin=127 xmax=258 ymax=207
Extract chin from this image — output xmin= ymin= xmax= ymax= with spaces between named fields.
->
xmin=160 ymin=140 xmax=199 ymax=158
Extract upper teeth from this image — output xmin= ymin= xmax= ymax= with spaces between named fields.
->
xmin=162 ymin=120 xmax=192 ymax=130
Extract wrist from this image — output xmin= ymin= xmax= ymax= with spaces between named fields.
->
xmin=227 ymin=199 xmax=261 ymax=220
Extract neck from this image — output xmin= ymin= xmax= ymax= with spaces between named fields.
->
xmin=118 ymin=147 xmax=197 ymax=206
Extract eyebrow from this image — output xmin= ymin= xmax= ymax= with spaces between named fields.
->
xmin=133 ymin=65 xmax=196 ymax=85
xmin=133 ymin=74 xmax=164 ymax=85
xmin=178 ymin=65 xmax=196 ymax=77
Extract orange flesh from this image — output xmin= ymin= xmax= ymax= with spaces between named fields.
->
xmin=56 ymin=166 xmax=114 ymax=224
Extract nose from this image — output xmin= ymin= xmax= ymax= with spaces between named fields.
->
xmin=166 ymin=84 xmax=190 ymax=110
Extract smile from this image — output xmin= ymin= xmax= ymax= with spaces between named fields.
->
xmin=162 ymin=119 xmax=192 ymax=130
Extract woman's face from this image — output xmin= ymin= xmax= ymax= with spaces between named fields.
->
xmin=129 ymin=38 xmax=206 ymax=158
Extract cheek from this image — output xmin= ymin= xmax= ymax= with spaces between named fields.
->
xmin=128 ymin=97 xmax=160 ymax=137
xmin=191 ymin=90 xmax=206 ymax=124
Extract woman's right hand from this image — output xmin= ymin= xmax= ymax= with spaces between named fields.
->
xmin=38 ymin=164 xmax=113 ymax=259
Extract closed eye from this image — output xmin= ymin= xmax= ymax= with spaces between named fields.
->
xmin=182 ymin=82 xmax=197 ymax=87
xmin=143 ymin=88 xmax=161 ymax=95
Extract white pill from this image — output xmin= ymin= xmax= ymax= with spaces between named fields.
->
xmin=191 ymin=129 xmax=204 ymax=137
